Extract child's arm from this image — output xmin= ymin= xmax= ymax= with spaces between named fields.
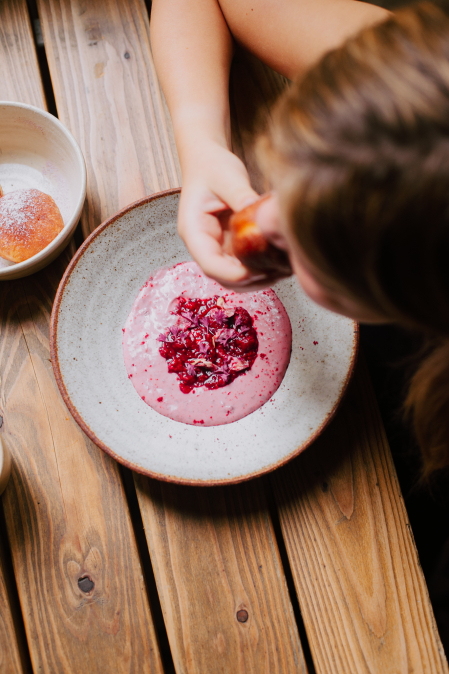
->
xmin=151 ymin=0 xmax=390 ymax=288
xmin=151 ymin=0 xmax=259 ymax=288
xmin=218 ymin=0 xmax=389 ymax=80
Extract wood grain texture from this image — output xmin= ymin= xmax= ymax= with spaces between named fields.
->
xmin=0 ymin=511 xmax=28 ymax=674
xmin=0 ymin=0 xmax=46 ymax=108
xmin=0 ymin=260 xmax=164 ymax=674
xmin=37 ymin=0 xmax=181 ymax=238
xmin=0 ymin=4 xmax=43 ymax=672
xmin=273 ymin=358 xmax=449 ymax=674
xmin=136 ymin=476 xmax=308 ymax=674
xmin=0 ymin=2 xmax=164 ymax=672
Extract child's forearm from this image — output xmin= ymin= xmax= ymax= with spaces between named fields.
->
xmin=151 ymin=0 xmax=234 ymax=173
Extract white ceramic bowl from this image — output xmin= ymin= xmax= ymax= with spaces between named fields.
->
xmin=50 ymin=190 xmax=358 ymax=486
xmin=0 ymin=102 xmax=86 ymax=280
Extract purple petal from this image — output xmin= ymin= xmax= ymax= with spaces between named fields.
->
xmin=215 ymin=361 xmax=230 ymax=375
xmin=198 ymin=341 xmax=209 ymax=354
xmin=157 ymin=333 xmax=167 ymax=342
xmin=170 ymin=325 xmax=181 ymax=338
xmin=216 ymin=328 xmax=236 ymax=345
xmin=181 ymin=311 xmax=200 ymax=327
xmin=199 ymin=316 xmax=210 ymax=329
xmin=213 ymin=309 xmax=226 ymax=326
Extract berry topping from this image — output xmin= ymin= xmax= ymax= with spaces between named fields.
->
xmin=158 ymin=296 xmax=259 ymax=393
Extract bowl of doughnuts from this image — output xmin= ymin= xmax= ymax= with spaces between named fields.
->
xmin=0 ymin=102 xmax=86 ymax=280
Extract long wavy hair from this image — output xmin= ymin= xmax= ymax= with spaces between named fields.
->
xmin=260 ymin=1 xmax=449 ymax=478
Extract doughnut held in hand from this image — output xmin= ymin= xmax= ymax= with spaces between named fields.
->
xmin=0 ymin=188 xmax=64 ymax=263
xmin=230 ymin=194 xmax=292 ymax=280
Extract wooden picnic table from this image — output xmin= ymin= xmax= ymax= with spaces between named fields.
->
xmin=0 ymin=1 xmax=447 ymax=673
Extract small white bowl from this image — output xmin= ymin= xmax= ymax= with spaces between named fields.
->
xmin=0 ymin=102 xmax=86 ymax=280
xmin=0 ymin=435 xmax=11 ymax=495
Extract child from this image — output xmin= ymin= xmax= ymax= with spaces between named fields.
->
xmin=152 ymin=0 xmax=449 ymax=476
xmin=151 ymin=0 xmax=389 ymax=287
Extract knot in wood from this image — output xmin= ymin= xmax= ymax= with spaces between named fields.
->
xmin=236 ymin=609 xmax=248 ymax=623
xmin=124 ymin=52 xmax=130 ymax=59
xmin=78 ymin=576 xmax=94 ymax=593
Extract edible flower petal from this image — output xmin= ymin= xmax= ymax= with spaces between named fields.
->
xmin=181 ymin=311 xmax=200 ymax=327
xmin=213 ymin=308 xmax=226 ymax=326
xmin=186 ymin=362 xmax=196 ymax=376
xmin=198 ymin=341 xmax=209 ymax=355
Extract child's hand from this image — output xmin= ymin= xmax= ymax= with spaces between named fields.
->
xmin=178 ymin=142 xmax=267 ymax=290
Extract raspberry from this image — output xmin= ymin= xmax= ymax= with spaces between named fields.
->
xmin=158 ymin=296 xmax=259 ymax=393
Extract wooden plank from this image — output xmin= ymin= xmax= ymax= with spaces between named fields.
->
xmin=0 ymin=0 xmax=46 ymax=108
xmin=37 ymin=0 xmax=181 ymax=238
xmin=0 ymin=5 xmax=42 ymax=673
xmin=0 ymin=510 xmax=28 ymax=674
xmin=136 ymin=476 xmax=308 ymax=674
xmin=273 ymin=357 xmax=449 ymax=674
xmin=0 ymin=2 xmax=165 ymax=672
xmin=0 ymin=568 xmax=23 ymax=674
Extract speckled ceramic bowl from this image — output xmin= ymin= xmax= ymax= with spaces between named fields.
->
xmin=50 ymin=189 xmax=358 ymax=485
xmin=0 ymin=102 xmax=86 ymax=280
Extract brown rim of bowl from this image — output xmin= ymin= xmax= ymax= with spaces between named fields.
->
xmin=50 ymin=188 xmax=360 ymax=487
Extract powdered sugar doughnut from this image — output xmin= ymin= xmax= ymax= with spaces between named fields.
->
xmin=0 ymin=188 xmax=64 ymax=263
xmin=123 ymin=261 xmax=292 ymax=426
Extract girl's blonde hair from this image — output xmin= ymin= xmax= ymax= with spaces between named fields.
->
xmin=260 ymin=1 xmax=449 ymax=477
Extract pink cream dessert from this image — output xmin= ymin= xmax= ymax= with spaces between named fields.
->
xmin=122 ymin=261 xmax=292 ymax=426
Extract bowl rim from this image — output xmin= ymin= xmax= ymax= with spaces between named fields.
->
xmin=0 ymin=101 xmax=87 ymax=278
xmin=50 ymin=188 xmax=359 ymax=486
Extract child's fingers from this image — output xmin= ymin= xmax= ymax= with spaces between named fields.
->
xmin=209 ymin=164 xmax=260 ymax=215
xmin=182 ymin=214 xmax=249 ymax=285
xmin=182 ymin=211 xmax=270 ymax=289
